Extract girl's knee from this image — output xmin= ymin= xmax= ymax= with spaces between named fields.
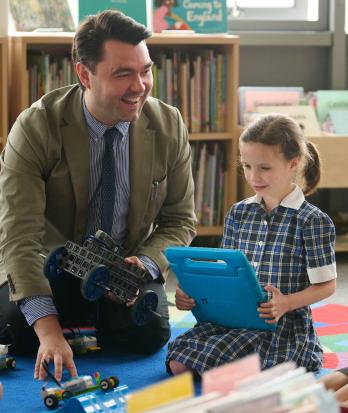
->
xmin=168 ymin=360 xmax=190 ymax=375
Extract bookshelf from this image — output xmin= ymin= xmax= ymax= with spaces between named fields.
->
xmin=9 ymin=32 xmax=240 ymax=238
xmin=237 ymin=126 xmax=348 ymax=252
xmin=0 ymin=37 xmax=8 ymax=148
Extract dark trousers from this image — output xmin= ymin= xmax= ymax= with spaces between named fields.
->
xmin=0 ymin=274 xmax=170 ymax=356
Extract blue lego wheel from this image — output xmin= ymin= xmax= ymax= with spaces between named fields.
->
xmin=81 ymin=265 xmax=110 ymax=301
xmin=43 ymin=245 xmax=67 ymax=280
xmin=131 ymin=290 xmax=158 ymax=326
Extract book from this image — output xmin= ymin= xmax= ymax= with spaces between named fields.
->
xmin=316 ymin=90 xmax=348 ymax=123
xmin=126 ymin=372 xmax=194 ymax=413
xmin=202 ymin=354 xmax=260 ymax=395
xmin=153 ymin=0 xmax=228 ymax=33
xmin=255 ymin=105 xmax=322 ymax=136
xmin=329 ymin=109 xmax=348 ymax=135
xmin=9 ymin=0 xmax=75 ymax=31
xmin=238 ymin=86 xmax=304 ymax=125
xmin=79 ymin=0 xmax=152 ymax=28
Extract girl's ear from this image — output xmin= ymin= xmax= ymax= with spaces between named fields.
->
xmin=290 ymin=156 xmax=300 ymax=170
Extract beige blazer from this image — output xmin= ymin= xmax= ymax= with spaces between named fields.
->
xmin=0 ymin=85 xmax=196 ymax=301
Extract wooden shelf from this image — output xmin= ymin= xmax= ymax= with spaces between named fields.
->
xmin=336 ymin=234 xmax=348 ymax=253
xmin=9 ymin=33 xmax=240 ymax=239
xmin=307 ymin=136 xmax=348 ymax=189
xmin=0 ymin=37 xmax=8 ymax=148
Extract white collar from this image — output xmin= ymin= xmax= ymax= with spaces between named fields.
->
xmin=244 ymin=184 xmax=305 ymax=210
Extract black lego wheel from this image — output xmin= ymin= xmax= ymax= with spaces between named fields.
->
xmin=43 ymin=245 xmax=67 ymax=280
xmin=108 ymin=376 xmax=119 ymax=388
xmin=62 ymin=390 xmax=73 ymax=400
xmin=81 ymin=265 xmax=110 ymax=301
xmin=131 ymin=290 xmax=158 ymax=326
xmin=44 ymin=394 xmax=59 ymax=409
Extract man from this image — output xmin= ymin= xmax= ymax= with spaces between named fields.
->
xmin=0 ymin=10 xmax=196 ymax=382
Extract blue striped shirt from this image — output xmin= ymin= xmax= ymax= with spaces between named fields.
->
xmin=20 ymin=99 xmax=159 ymax=326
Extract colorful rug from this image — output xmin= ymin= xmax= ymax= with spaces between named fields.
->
xmin=168 ymin=294 xmax=348 ymax=377
xmin=311 ymin=302 xmax=348 ymax=376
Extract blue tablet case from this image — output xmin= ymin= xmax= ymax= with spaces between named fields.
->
xmin=165 ymin=246 xmax=276 ymax=331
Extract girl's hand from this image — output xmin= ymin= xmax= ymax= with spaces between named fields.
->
xmin=175 ymin=285 xmax=195 ymax=311
xmin=258 ymin=285 xmax=291 ymax=323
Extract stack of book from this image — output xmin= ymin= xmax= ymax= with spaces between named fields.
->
xmin=239 ymin=86 xmax=348 ymax=136
xmin=127 ymin=354 xmax=340 ymax=413
xmin=152 ymin=49 xmax=226 ymax=134
xmin=190 ymin=142 xmax=226 ymax=226
xmin=28 ymin=52 xmax=78 ymax=104
xmin=238 ymin=86 xmax=322 ymax=137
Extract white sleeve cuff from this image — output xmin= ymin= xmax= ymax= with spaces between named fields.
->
xmin=307 ymin=262 xmax=337 ymax=284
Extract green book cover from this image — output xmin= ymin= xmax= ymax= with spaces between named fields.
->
xmin=79 ymin=0 xmax=151 ymax=27
xmin=153 ymin=0 xmax=227 ymax=33
xmin=316 ymin=90 xmax=348 ymax=123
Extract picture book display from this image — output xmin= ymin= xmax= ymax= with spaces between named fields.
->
xmin=316 ymin=90 xmax=348 ymax=123
xmin=144 ymin=356 xmax=339 ymax=412
xmin=164 ymin=246 xmax=276 ymax=331
xmin=9 ymin=0 xmax=75 ymax=31
xmin=255 ymin=105 xmax=322 ymax=136
xmin=329 ymin=109 xmax=348 ymax=135
xmin=238 ymin=86 xmax=304 ymax=125
xmin=79 ymin=0 xmax=152 ymax=28
xmin=153 ymin=0 xmax=228 ymax=33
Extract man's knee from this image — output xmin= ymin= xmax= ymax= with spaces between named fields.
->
xmin=123 ymin=316 xmax=171 ymax=355
xmin=139 ymin=321 xmax=171 ymax=354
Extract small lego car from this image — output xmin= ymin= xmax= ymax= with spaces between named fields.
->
xmin=43 ymin=230 xmax=160 ymax=325
xmin=0 ymin=344 xmax=16 ymax=370
xmin=63 ymin=327 xmax=101 ymax=355
xmin=41 ymin=367 xmax=119 ymax=410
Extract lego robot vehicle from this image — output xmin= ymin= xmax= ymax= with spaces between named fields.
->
xmin=0 ymin=344 xmax=15 ymax=370
xmin=43 ymin=230 xmax=160 ymax=326
xmin=42 ymin=365 xmax=119 ymax=410
xmin=63 ymin=327 xmax=101 ymax=355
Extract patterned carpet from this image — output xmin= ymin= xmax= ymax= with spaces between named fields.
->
xmin=312 ymin=302 xmax=348 ymax=375
xmin=168 ymin=294 xmax=348 ymax=376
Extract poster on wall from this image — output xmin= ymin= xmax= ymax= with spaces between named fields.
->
xmin=153 ymin=0 xmax=228 ymax=33
xmin=79 ymin=0 xmax=152 ymax=29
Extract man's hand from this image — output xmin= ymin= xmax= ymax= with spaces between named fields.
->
xmin=33 ymin=315 xmax=77 ymax=382
xmin=258 ymin=285 xmax=290 ymax=324
xmin=175 ymin=285 xmax=195 ymax=311
xmin=105 ymin=256 xmax=144 ymax=306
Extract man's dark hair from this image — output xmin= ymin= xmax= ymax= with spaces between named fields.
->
xmin=72 ymin=9 xmax=151 ymax=86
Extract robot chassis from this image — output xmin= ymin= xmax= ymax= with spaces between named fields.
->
xmin=43 ymin=230 xmax=160 ymax=326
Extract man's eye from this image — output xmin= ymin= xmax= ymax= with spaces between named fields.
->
xmin=115 ymin=72 xmax=129 ymax=78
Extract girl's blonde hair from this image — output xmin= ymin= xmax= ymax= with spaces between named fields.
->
xmin=240 ymin=113 xmax=321 ymax=195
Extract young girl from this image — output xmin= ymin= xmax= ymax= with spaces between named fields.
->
xmin=166 ymin=113 xmax=337 ymax=376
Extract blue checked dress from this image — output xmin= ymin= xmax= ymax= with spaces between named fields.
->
xmin=166 ymin=185 xmax=337 ymax=374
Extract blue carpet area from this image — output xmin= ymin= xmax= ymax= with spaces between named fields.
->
xmin=0 ymin=327 xmax=186 ymax=413
xmin=2 ymin=302 xmax=345 ymax=411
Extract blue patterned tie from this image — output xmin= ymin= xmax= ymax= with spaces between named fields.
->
xmin=101 ymin=127 xmax=118 ymax=235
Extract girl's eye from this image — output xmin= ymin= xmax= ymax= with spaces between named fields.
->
xmin=261 ymin=167 xmax=271 ymax=171
xmin=242 ymin=164 xmax=250 ymax=169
